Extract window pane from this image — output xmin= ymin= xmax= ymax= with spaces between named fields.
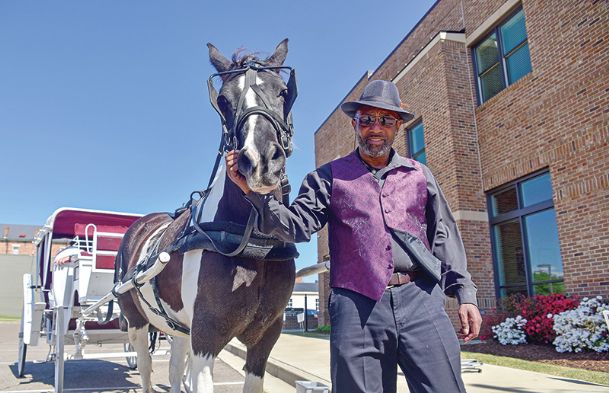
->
xmin=491 ymin=187 xmax=518 ymax=216
xmin=414 ymin=150 xmax=427 ymax=165
xmin=534 ymin=282 xmax=565 ymax=296
xmin=520 ymin=172 xmax=552 ymax=207
xmin=500 ymin=285 xmax=528 ymax=298
xmin=475 ymin=34 xmax=500 ymax=74
xmin=493 ymin=219 xmax=527 ymax=292
xmin=506 ymin=42 xmax=532 ymax=84
xmin=480 ymin=64 xmax=505 ymax=102
xmin=524 ymin=209 xmax=564 ymax=292
xmin=409 ymin=123 xmax=425 ymax=153
xmin=500 ymin=9 xmax=528 ymax=55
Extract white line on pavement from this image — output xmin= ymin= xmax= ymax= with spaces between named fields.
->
xmin=2 ymin=381 xmax=244 ymax=392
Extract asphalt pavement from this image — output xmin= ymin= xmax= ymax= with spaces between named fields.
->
xmin=0 ymin=321 xmax=295 ymax=393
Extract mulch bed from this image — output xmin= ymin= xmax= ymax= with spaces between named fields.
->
xmin=462 ymin=340 xmax=609 ymax=373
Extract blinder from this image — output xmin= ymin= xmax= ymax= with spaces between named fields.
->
xmin=207 ymin=62 xmax=297 ymax=156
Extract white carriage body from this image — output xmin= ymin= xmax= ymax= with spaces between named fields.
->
xmin=18 ymin=207 xmax=143 ymax=390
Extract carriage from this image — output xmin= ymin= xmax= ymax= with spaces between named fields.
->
xmin=17 ymin=207 xmax=146 ymax=391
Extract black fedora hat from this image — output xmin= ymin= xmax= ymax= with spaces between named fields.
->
xmin=341 ymin=80 xmax=414 ymax=122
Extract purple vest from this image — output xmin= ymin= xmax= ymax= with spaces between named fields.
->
xmin=328 ymin=151 xmax=429 ymax=301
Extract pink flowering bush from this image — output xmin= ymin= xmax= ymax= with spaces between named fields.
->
xmin=491 ymin=293 xmax=579 ymax=346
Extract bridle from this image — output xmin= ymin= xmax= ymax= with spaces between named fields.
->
xmin=207 ymin=60 xmax=297 ymax=159
xmin=171 ymin=61 xmax=298 ymax=258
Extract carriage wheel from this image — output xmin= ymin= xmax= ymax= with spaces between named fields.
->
xmin=17 ymin=335 xmax=27 ymax=377
xmin=124 ymin=342 xmax=137 ymax=370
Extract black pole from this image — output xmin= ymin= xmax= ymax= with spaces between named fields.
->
xmin=304 ymin=294 xmax=308 ymax=332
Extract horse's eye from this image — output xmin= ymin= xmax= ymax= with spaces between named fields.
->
xmin=279 ymin=89 xmax=288 ymax=98
xmin=218 ymin=95 xmax=229 ymax=109
xmin=218 ymin=96 xmax=234 ymax=116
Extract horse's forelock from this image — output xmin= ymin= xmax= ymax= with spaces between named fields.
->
xmin=230 ymin=49 xmax=271 ymax=70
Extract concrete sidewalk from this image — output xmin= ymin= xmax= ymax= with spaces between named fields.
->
xmin=225 ymin=333 xmax=609 ymax=393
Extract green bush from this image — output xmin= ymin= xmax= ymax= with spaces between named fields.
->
xmin=316 ymin=324 xmax=331 ymax=334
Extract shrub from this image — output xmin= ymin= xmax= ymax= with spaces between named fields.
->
xmin=553 ymin=296 xmax=609 ymax=353
xmin=492 ymin=315 xmax=528 ymax=345
xmin=479 ymin=310 xmax=508 ymax=341
xmin=519 ymin=294 xmax=579 ymax=345
xmin=315 ymin=324 xmax=331 ymax=334
xmin=491 ymin=293 xmax=579 ymax=345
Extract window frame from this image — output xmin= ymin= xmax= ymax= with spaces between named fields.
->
xmin=472 ymin=6 xmax=531 ymax=104
xmin=406 ymin=120 xmax=426 ymax=164
xmin=487 ymin=170 xmax=561 ymax=298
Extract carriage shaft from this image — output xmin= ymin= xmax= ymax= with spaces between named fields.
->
xmin=79 ymin=252 xmax=171 ymax=318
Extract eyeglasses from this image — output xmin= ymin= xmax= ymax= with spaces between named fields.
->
xmin=355 ymin=115 xmax=399 ymax=127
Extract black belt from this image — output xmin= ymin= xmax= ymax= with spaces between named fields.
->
xmin=387 ymin=271 xmax=418 ymax=288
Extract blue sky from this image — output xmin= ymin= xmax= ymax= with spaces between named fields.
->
xmin=0 ymin=0 xmax=436 ymax=276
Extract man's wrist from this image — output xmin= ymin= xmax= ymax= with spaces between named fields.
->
xmin=456 ymin=287 xmax=478 ymax=307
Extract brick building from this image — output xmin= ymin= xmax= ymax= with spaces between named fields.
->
xmin=1 ymin=224 xmax=40 ymax=256
xmin=1 ymin=223 xmax=67 ymax=258
xmin=314 ymin=0 xmax=609 ymax=326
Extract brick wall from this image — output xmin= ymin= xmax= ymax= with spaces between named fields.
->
xmin=475 ymin=0 xmax=609 ymax=297
xmin=1 ymin=240 xmax=36 ymax=256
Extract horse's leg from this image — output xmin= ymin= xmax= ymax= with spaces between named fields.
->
xmin=128 ymin=325 xmax=154 ymax=393
xmin=168 ymin=335 xmax=190 ymax=393
xmin=242 ymin=317 xmax=283 ymax=393
xmin=189 ymin=351 xmax=215 ymax=393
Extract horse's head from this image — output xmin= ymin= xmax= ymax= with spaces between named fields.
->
xmin=208 ymin=39 xmax=296 ymax=194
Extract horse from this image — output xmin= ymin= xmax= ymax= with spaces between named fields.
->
xmin=116 ymin=39 xmax=297 ymax=393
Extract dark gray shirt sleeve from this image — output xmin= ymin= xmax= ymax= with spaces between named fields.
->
xmin=422 ymin=164 xmax=478 ymax=306
xmin=244 ymin=163 xmax=332 ymax=243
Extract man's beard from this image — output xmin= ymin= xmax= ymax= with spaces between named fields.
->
xmin=356 ymin=132 xmax=393 ymax=157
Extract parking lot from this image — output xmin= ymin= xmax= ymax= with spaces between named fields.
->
xmin=0 ymin=321 xmax=290 ymax=392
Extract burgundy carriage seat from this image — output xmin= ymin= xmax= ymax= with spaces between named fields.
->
xmin=74 ymin=223 xmax=129 ymax=270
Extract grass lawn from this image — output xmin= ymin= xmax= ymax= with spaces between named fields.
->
xmin=461 ymin=350 xmax=609 ymax=387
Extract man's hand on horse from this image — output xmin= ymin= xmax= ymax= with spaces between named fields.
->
xmin=458 ymin=303 xmax=482 ymax=343
xmin=226 ymin=150 xmax=252 ymax=195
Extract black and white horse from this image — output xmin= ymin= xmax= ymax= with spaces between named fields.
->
xmin=116 ymin=40 xmax=296 ymax=393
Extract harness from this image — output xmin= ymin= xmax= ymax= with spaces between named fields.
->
xmin=175 ymin=61 xmax=298 ymax=256
xmin=126 ymin=62 xmax=299 ymax=335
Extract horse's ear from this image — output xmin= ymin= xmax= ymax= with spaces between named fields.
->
xmin=267 ymin=38 xmax=288 ymax=67
xmin=208 ymin=43 xmax=232 ymax=73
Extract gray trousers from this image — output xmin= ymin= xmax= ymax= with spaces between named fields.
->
xmin=329 ymin=277 xmax=466 ymax=393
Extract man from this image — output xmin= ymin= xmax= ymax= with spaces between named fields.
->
xmin=226 ymin=80 xmax=481 ymax=393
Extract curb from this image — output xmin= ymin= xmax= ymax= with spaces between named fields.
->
xmin=224 ymin=341 xmax=331 ymax=390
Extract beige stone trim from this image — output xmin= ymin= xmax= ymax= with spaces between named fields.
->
xmin=452 ymin=210 xmax=489 ymax=222
xmin=465 ymin=0 xmax=522 ymax=47
xmin=393 ymin=32 xmax=466 ymax=83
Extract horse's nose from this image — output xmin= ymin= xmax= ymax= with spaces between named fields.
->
xmin=264 ymin=142 xmax=285 ymax=173
xmin=237 ymin=148 xmax=256 ymax=176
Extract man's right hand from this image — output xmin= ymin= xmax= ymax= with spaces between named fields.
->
xmin=226 ymin=150 xmax=252 ymax=195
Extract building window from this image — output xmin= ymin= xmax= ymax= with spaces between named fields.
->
xmin=287 ymin=298 xmax=293 ymax=308
xmin=315 ymin=298 xmax=319 ymax=311
xmin=473 ymin=8 xmax=532 ymax=103
xmin=489 ymin=172 xmax=564 ymax=297
xmin=407 ymin=122 xmax=426 ymax=164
